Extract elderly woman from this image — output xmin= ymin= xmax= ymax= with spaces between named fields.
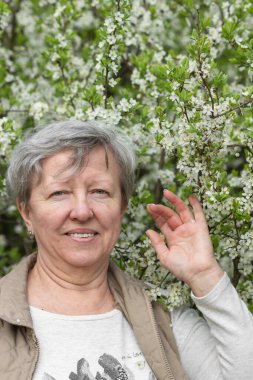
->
xmin=0 ymin=120 xmax=252 ymax=380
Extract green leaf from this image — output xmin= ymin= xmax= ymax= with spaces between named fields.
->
xmin=222 ymin=21 xmax=237 ymax=41
xmin=150 ymin=64 xmax=168 ymax=80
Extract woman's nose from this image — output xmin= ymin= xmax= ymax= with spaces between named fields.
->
xmin=69 ymin=198 xmax=93 ymax=221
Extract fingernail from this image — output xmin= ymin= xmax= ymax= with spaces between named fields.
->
xmin=150 ymin=203 xmax=159 ymax=209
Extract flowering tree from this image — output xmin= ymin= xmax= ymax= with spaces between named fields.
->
xmin=0 ymin=0 xmax=253 ymax=310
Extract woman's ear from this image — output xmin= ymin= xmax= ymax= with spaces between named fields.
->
xmin=16 ymin=199 xmax=33 ymax=232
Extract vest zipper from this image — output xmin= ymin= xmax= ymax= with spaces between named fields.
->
xmin=143 ymin=290 xmax=175 ymax=380
xmin=31 ymin=330 xmax=40 ymax=378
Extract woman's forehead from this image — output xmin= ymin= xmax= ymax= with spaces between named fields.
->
xmin=37 ymin=147 xmax=120 ymax=183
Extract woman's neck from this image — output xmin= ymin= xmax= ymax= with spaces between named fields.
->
xmin=27 ymin=255 xmax=115 ymax=315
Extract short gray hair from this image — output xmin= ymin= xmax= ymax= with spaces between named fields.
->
xmin=6 ymin=120 xmax=136 ymax=207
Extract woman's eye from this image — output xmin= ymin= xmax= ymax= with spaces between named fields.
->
xmin=51 ymin=191 xmax=67 ymax=197
xmin=92 ymin=189 xmax=109 ymax=196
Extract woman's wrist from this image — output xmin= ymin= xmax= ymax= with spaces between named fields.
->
xmin=188 ymin=266 xmax=224 ymax=297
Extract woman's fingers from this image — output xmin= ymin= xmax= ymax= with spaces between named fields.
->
xmin=147 ymin=203 xmax=182 ymax=230
xmin=189 ymin=195 xmax=208 ymax=226
xmin=163 ymin=189 xmax=195 ymax=223
xmin=147 ymin=190 xmax=195 ymax=230
xmin=147 ymin=191 xmax=207 ymax=240
xmin=146 ymin=229 xmax=169 ymax=265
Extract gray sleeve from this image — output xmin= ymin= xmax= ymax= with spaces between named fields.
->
xmin=171 ymin=273 xmax=253 ymax=380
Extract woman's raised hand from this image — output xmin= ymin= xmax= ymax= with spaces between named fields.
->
xmin=146 ymin=190 xmax=224 ymax=296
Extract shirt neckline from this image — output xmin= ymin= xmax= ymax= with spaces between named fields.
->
xmin=29 ymin=305 xmax=121 ymax=321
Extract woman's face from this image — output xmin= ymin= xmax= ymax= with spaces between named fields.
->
xmin=18 ymin=147 xmax=125 ymax=271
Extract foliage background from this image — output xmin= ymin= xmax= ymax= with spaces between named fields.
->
xmin=0 ymin=0 xmax=253 ymax=310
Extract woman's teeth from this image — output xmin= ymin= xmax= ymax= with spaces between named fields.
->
xmin=68 ymin=233 xmax=95 ymax=238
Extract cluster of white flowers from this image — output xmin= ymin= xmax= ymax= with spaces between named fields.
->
xmin=164 ymin=283 xmax=190 ymax=311
xmin=39 ymin=0 xmax=57 ymax=5
xmin=29 ymin=102 xmax=49 ymax=121
xmin=85 ymin=106 xmax=121 ymax=125
xmin=117 ymin=98 xmax=137 ymax=113
xmin=239 ymin=280 xmax=253 ymax=305
xmin=0 ymin=118 xmax=17 ymax=158
xmin=0 ymin=3 xmax=11 ymax=34
xmin=238 ymin=231 xmax=253 ymax=275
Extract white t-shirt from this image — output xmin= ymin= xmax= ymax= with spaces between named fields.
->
xmin=30 ymin=307 xmax=156 ymax=380
xmin=30 ymin=274 xmax=253 ymax=380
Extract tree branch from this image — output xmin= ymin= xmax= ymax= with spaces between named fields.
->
xmin=154 ymin=148 xmax=166 ymax=203
xmin=232 ymin=217 xmax=241 ymax=287
xmin=213 ymin=99 xmax=253 ymax=119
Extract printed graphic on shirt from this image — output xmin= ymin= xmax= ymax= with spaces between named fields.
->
xmin=42 ymin=353 xmax=156 ymax=380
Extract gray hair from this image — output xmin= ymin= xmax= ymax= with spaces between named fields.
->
xmin=6 ymin=120 xmax=136 ymax=207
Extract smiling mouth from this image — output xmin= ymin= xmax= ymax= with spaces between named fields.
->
xmin=67 ymin=233 xmax=96 ymax=238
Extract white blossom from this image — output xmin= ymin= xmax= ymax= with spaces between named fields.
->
xmin=29 ymin=102 xmax=49 ymax=120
